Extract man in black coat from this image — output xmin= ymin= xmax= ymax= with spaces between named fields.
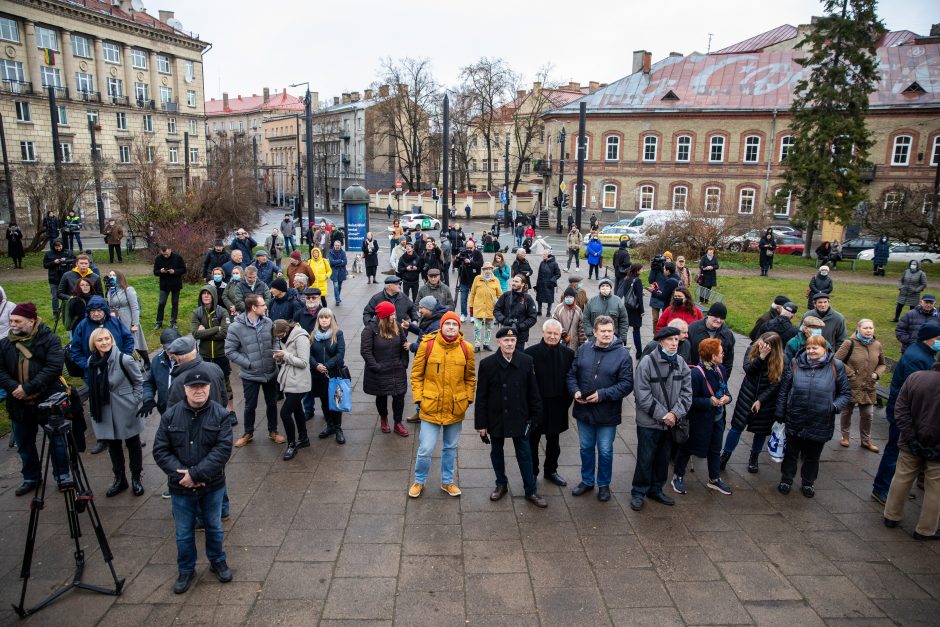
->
xmin=397 ymin=242 xmax=421 ymax=302
xmin=612 ymin=240 xmax=632 ymax=289
xmin=362 ymin=277 xmax=417 ymax=325
xmin=687 ymin=302 xmax=735 ymax=373
xmin=535 ymin=251 xmax=561 ymax=317
xmin=43 ymin=239 xmax=74 ymax=320
xmin=475 ymin=327 xmax=547 ymax=507
xmin=748 ymin=295 xmax=790 ymax=342
xmin=455 ymin=240 xmax=484 ymax=321
xmin=0 ymin=303 xmax=71 ymax=495
xmin=525 ymin=319 xmax=575 ymax=486
xmin=493 ymin=275 xmax=538 ymax=348
xmin=153 ymin=245 xmax=187 ymax=329
xmin=202 ymin=240 xmax=231 ymax=281
xmin=758 ymin=302 xmax=799 ymax=345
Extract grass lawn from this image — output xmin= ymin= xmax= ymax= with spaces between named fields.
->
xmin=710 ymin=251 xmax=940 ymax=278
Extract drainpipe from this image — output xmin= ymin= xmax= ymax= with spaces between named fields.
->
xmin=764 ymin=109 xmax=777 ymax=208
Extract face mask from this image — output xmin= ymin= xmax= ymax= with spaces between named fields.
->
xmin=820 ymin=271 xmax=828 ymax=277
xmin=483 ymin=272 xmax=492 ymax=279
xmin=661 ymin=347 xmax=678 ymax=357
xmin=910 ymin=264 xmax=918 ymax=271
xmin=672 ymin=297 xmax=684 ymax=306
xmin=213 ymin=275 xmax=223 ymax=282
xmin=810 ymin=329 xmax=823 ymax=336
xmin=231 ymin=274 xmax=241 ymax=282
xmin=931 ymin=340 xmax=940 ymax=351
xmin=564 ymin=297 xmax=574 ymax=305
xmin=106 ymin=277 xmax=116 ymax=285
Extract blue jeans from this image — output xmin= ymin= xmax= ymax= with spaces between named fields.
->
xmin=284 ymin=236 xmax=295 ymax=252
xmin=872 ymin=397 xmax=900 ymax=497
xmin=458 ymin=285 xmax=470 ymax=317
xmin=414 ymin=422 xmax=461 ymax=485
xmin=12 ymin=420 xmax=70 ymax=483
xmin=515 ymin=235 xmax=523 ymax=248
xmin=722 ymin=426 xmax=765 ymax=456
xmin=171 ymin=486 xmax=226 ymax=574
xmin=195 ymin=487 xmax=230 ymax=526
xmin=577 ymin=420 xmax=617 ymax=487
xmin=632 ymin=425 xmax=672 ymax=498
xmin=332 ymin=280 xmax=343 ymax=303
xmin=490 ymin=435 xmax=536 ymax=496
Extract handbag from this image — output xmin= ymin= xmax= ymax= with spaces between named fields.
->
xmin=328 ymin=366 xmax=352 ymax=413
xmin=767 ymin=421 xmax=786 ymax=463
xmin=623 ymin=278 xmax=640 ymax=309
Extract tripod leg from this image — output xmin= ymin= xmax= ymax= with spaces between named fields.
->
xmin=12 ymin=432 xmax=52 ymax=617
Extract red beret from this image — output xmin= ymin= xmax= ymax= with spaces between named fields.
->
xmin=375 ymin=301 xmax=396 ymax=319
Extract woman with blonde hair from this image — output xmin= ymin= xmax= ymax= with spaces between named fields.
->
xmin=310 ymin=308 xmax=347 ymax=443
xmin=834 ymin=318 xmax=886 ymax=452
xmin=361 ymin=301 xmax=410 ymax=436
xmin=273 ymin=319 xmax=311 ymax=460
xmin=722 ymin=332 xmax=785 ymax=474
xmin=87 ymin=327 xmax=145 ymax=497
xmin=106 ymin=269 xmax=149 ymax=368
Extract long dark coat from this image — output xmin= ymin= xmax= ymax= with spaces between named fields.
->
xmin=698 ymin=254 xmax=719 ymax=288
xmin=362 ymin=238 xmax=380 ymax=270
xmin=683 ymin=363 xmax=730 ymax=456
xmin=731 ymin=351 xmax=783 ymax=436
xmin=758 ymin=235 xmax=776 ymax=268
xmin=474 ymin=350 xmax=542 ymax=438
xmin=524 ymin=340 xmax=574 ymax=434
xmin=360 ymin=318 xmax=409 ymax=396
xmin=535 ymin=255 xmax=561 ymax=304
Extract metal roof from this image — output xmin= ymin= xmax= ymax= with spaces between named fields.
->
xmin=205 ymin=91 xmax=304 ymax=116
xmin=713 ymin=24 xmax=799 ymax=54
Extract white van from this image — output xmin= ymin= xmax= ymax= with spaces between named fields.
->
xmin=622 ymin=210 xmax=688 ymax=233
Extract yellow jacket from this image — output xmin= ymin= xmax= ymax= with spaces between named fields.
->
xmin=411 ymin=330 xmax=475 ymax=425
xmin=468 ymin=274 xmax=503 ymax=320
xmin=307 ymin=250 xmax=332 ymax=295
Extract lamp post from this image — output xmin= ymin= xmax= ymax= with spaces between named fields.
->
xmin=556 ymin=128 xmax=566 ymax=234
xmin=441 ymin=94 xmax=450 ymax=232
xmin=290 ymin=82 xmax=315 ymax=230
xmin=503 ymin=134 xmax=511 ymax=229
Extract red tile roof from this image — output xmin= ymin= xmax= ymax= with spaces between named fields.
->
xmin=491 ymin=86 xmax=596 ymax=122
xmin=205 ymin=91 xmax=304 ymax=116
xmin=713 ymin=24 xmax=799 ymax=54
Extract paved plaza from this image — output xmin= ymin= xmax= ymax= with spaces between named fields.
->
xmin=1 ymin=232 xmax=939 ymax=626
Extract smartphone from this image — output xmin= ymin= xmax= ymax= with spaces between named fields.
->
xmin=480 ymin=434 xmax=490 ymax=444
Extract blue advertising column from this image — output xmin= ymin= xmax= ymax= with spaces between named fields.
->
xmin=342 ymin=185 xmax=370 ymax=254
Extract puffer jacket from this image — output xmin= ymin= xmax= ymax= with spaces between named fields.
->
xmin=267 ymin=291 xmax=302 ymax=322
xmin=191 ymin=287 xmax=229 ymax=360
xmin=70 ymin=296 xmax=135 ymax=374
xmin=582 ymin=293 xmax=629 ymax=341
xmin=153 ymin=399 xmax=234 ymax=497
xmin=896 ymin=306 xmax=939 ymax=350
xmin=586 ymin=239 xmax=603 ymax=266
xmin=535 ymin=255 xmax=561 ymax=303
xmin=896 ymin=267 xmax=927 ymax=306
xmin=411 ymin=330 xmax=475 ymax=426
xmin=834 ymin=335 xmax=886 ymax=405
xmin=307 ymin=251 xmax=332 ymax=296
xmin=360 ymin=318 xmax=409 ymax=396
xmin=224 ymin=313 xmax=277 ymax=382
xmin=634 ymin=348 xmax=692 ymax=430
xmin=310 ymin=329 xmax=346 ymax=379
xmin=776 ymin=350 xmax=852 ymax=442
xmin=277 ymin=325 xmax=311 ymax=393
xmin=731 ymin=351 xmax=784 ymax=436
xmin=759 ymin=314 xmax=799 ymax=346
xmin=468 ymin=274 xmax=503 ymax=319
xmin=223 ymin=278 xmax=271 ymax=314
xmin=807 ymin=273 xmax=833 ymax=308
xmin=566 ymin=337 xmax=634 ymax=426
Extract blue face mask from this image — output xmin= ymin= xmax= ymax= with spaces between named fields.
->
xmin=231 ymin=274 xmax=241 ymax=282
xmin=809 ymin=328 xmax=823 ymax=336
xmin=933 ymin=340 xmax=940 ymax=352
xmin=660 ymin=347 xmax=678 ymax=357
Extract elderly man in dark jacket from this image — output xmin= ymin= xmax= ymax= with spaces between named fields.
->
xmin=416 ymin=269 xmax=455 ymax=311
xmin=362 ymin=277 xmax=417 ymax=325
xmin=153 ymin=372 xmax=234 ymax=594
xmin=884 ymin=362 xmax=940 ymax=540
xmin=687 ymin=302 xmax=735 ymax=373
xmin=896 ymin=295 xmax=938 ymax=351
xmin=141 ymin=328 xmax=181 ymax=417
xmin=153 ymin=245 xmax=187 ymax=329
xmin=476 ymin=327 xmax=547 ymax=507
xmin=525 ymin=319 xmax=575 ymax=486
xmin=230 ymin=229 xmax=257 ymax=261
xmin=535 ymin=251 xmax=561 ymax=317
xmin=493 ymin=275 xmax=538 ymax=348
xmin=567 ymin=315 xmax=635 ymax=502
xmin=749 ymin=295 xmax=790 ymax=342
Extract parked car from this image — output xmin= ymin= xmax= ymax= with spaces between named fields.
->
xmin=857 ymin=243 xmax=940 ymax=264
xmin=595 ymin=225 xmax=633 ymax=247
xmin=726 ymin=227 xmax=803 ymax=252
xmin=839 ymin=237 xmax=881 ymax=260
xmin=494 ymin=208 xmax=533 ymax=225
xmin=771 ymin=225 xmax=803 ymax=238
xmin=399 ymin=213 xmax=442 ymax=231
xmin=748 ymin=235 xmax=805 ymax=256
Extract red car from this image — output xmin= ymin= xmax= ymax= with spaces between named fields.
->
xmin=749 ymin=236 xmax=805 ymax=255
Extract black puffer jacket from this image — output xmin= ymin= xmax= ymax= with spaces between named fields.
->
xmin=152 ymin=399 xmax=234 ymax=496
xmin=776 ymin=350 xmax=852 ymax=442
xmin=43 ymin=245 xmax=75 ymax=285
xmin=493 ymin=290 xmax=538 ymax=343
xmin=731 ymin=351 xmax=784 ymax=436
xmin=360 ymin=319 xmax=409 ymax=396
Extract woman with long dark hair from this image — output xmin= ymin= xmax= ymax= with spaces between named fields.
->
xmin=66 ymin=276 xmax=95 ymax=332
xmin=361 ymin=301 xmax=410 ymax=437
xmin=273 ymin=319 xmax=311 ymax=460
xmin=310 ymin=308 xmax=347 ymax=443
xmin=106 ymin=270 xmax=150 ymax=368
xmin=654 ymin=286 xmax=702 ymax=332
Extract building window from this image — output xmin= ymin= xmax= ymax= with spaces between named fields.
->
xmin=135 ymin=82 xmax=149 ymax=101
xmin=187 ymin=90 xmax=196 ymax=107
xmin=738 ymin=188 xmax=756 ymax=214
xmin=72 ymin=34 xmax=90 ymax=58
xmin=168 ymin=117 xmax=177 ymax=133
xmin=119 ymin=145 xmax=131 ymax=163
xmin=0 ymin=16 xmax=19 ymax=43
xmin=779 ymin=135 xmax=794 ymax=161
xmin=744 ymin=135 xmax=761 ymax=163
xmin=705 ymin=186 xmax=721 ymax=212
xmin=116 ymin=112 xmax=127 ymax=130
xmin=892 ymin=135 xmax=912 ymax=166
xmin=2 ymin=59 xmax=25 ymax=83
xmin=883 ymin=190 xmax=903 ymax=211
xmin=470 ymin=158 xmax=477 ymax=172
xmin=60 ymin=142 xmax=73 ymax=163
xmin=40 ymin=66 xmax=62 ymax=87
xmin=15 ymin=101 xmax=30 ymax=122
xmin=184 ymin=60 xmax=195 ymax=82
xmin=775 ymin=189 xmax=792 ymax=216
xmin=75 ymin=72 xmax=94 ymax=93
xmin=107 ymin=77 xmax=123 ymax=97
xmin=672 ymin=185 xmax=688 ymax=210
xmin=638 ymin=185 xmax=654 ymax=210
xmin=522 ymin=161 xmax=530 ymax=175
xmin=168 ymin=146 xmax=179 ymax=164
xmin=643 ymin=136 xmax=657 ymax=162
xmin=709 ymin=136 xmax=724 ymax=162
xmin=493 ymin=159 xmax=499 ymax=171
xmin=35 ymin=25 xmax=57 ymax=51
xmin=102 ymin=42 xmax=121 ymax=64
xmin=157 ymin=55 xmax=170 ymax=73
xmin=131 ymin=48 xmax=148 ymax=69
xmin=605 ymin=136 xmax=620 ymax=161
xmin=238 ymin=121 xmax=244 ymax=132
xmin=189 ymin=147 xmax=199 ymax=163
xmin=146 ymin=145 xmax=155 ymax=162
xmin=86 ymin=109 xmax=98 ymax=124
xmin=20 ymin=141 xmax=36 ymax=162
xmin=143 ymin=114 xmax=153 ymax=132
xmin=189 ymin=119 xmax=197 ymax=134
xmin=675 ymin=135 xmax=691 ymax=162
xmin=603 ymin=184 xmax=617 ymax=209
xmin=931 ymin=136 xmax=940 ymax=166
xmin=57 ymin=105 xmax=68 ymax=125
xmin=160 ymin=85 xmax=173 ymax=103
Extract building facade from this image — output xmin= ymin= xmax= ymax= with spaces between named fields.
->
xmin=0 ymin=0 xmax=209 ymax=227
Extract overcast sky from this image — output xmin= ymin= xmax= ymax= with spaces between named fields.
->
xmin=153 ymin=0 xmax=935 ymax=101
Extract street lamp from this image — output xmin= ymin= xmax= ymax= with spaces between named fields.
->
xmin=556 ymin=128 xmax=566 ymax=234
xmin=290 ymin=82 xmax=315 ymax=231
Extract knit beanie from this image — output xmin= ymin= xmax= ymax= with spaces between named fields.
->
xmin=10 ymin=303 xmax=37 ymax=319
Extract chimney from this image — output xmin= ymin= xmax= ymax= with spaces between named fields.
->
xmin=930 ymin=23 xmax=940 ymax=36
xmin=588 ymin=81 xmax=599 ymax=91
xmin=516 ymin=89 xmax=527 ymax=99
xmin=333 ymin=96 xmax=339 ymax=106
xmin=262 ymin=87 xmax=270 ymax=103
xmin=398 ymin=83 xmax=409 ymax=96
xmin=311 ymin=92 xmax=318 ymax=111
xmin=364 ymin=88 xmax=373 ymax=99
xmin=632 ymin=50 xmax=647 ymax=74
xmin=350 ymin=91 xmax=360 ymax=102
xmin=158 ymin=10 xmax=174 ymax=22
xmin=341 ymin=93 xmax=350 ymax=104
xmin=568 ymin=81 xmax=580 ymax=91
xmin=379 ymin=84 xmax=390 ymax=98
xmin=222 ymin=92 xmax=229 ymax=109
xmin=669 ymin=52 xmax=683 ymax=58
xmin=642 ymin=52 xmax=652 ymax=74
xmin=533 ymin=81 xmax=542 ymax=91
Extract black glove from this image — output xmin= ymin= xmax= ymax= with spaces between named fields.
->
xmin=137 ymin=399 xmax=157 ymax=418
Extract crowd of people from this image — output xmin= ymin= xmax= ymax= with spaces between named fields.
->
xmin=1 ymin=212 xmax=939 ymax=596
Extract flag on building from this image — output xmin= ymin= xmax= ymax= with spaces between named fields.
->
xmin=43 ymin=48 xmax=55 ymax=65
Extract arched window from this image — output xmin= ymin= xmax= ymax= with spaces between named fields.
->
xmin=605 ymin=136 xmax=620 ymax=161
xmin=892 ymin=135 xmax=912 ymax=165
xmin=779 ymin=135 xmax=794 ymax=162
xmin=638 ymin=185 xmax=655 ymax=210
xmin=675 ymin=135 xmax=691 ymax=162
xmin=643 ymin=136 xmax=658 ymax=162
xmin=602 ymin=184 xmax=618 ymax=209
xmin=709 ymin=136 xmax=725 ymax=162
xmin=672 ymin=186 xmax=688 ymax=210
xmin=743 ymin=135 xmax=761 ymax=163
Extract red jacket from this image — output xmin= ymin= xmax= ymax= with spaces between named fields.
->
xmin=655 ymin=306 xmax=703 ymax=332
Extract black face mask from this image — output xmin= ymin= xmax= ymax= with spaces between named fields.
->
xmin=672 ymin=298 xmax=684 ymax=306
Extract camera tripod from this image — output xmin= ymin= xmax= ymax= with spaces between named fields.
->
xmin=12 ymin=416 xmax=124 ymax=618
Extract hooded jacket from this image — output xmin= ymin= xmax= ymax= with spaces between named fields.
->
xmin=191 ymin=287 xmax=230 ymax=360
xmin=57 ymin=265 xmax=102 ymax=301
xmin=328 ymin=247 xmax=348 ymax=283
xmin=634 ymin=348 xmax=693 ymax=430
xmin=307 ymin=250 xmax=332 ymax=295
xmin=776 ymin=350 xmax=851 ymax=442
xmin=405 ymin=304 xmax=446 ymax=352
xmin=360 ymin=317 xmax=409 ymax=397
xmin=224 ymin=312 xmax=277 ymax=382
xmin=897 ymin=266 xmax=928 ymax=306
xmin=70 ymin=296 xmax=136 ymax=374
xmin=896 ymin=305 xmax=939 ymax=350
xmin=731 ymin=350 xmax=785 ymax=436
xmin=566 ymin=337 xmax=634 ymax=426
xmin=582 ymin=292 xmax=630 ymax=341
xmin=411 ymin=330 xmax=475 ymax=426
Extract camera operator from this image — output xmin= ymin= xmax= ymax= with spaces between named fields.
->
xmin=0 ymin=303 xmax=71 ymax=496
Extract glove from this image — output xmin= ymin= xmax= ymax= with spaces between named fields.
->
xmin=137 ymin=399 xmax=157 ymax=418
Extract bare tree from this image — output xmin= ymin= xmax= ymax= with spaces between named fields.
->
xmin=460 ymin=57 xmax=518 ymax=190
xmin=447 ymin=88 xmax=475 ymax=192
xmin=14 ymin=161 xmax=98 ymax=251
xmin=509 ymin=67 xmax=557 ymax=193
xmin=199 ymin=131 xmax=262 ymax=233
xmin=863 ymin=185 xmax=940 ymax=252
xmin=311 ymin=117 xmax=341 ymax=212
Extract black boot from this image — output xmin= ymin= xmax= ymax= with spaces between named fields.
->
xmin=318 ymin=423 xmax=335 ymax=439
xmin=334 ymin=427 xmax=346 ymax=445
xmin=719 ymin=451 xmax=731 ymax=471
xmin=106 ymin=474 xmax=129 ymax=497
xmin=283 ymin=443 xmax=298 ymax=461
xmin=747 ymin=453 xmax=759 ymax=474
xmin=132 ymin=475 xmax=145 ymax=496
xmin=296 ymin=435 xmax=311 ymax=449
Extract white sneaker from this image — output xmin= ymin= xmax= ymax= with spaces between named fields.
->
xmin=460 ymin=315 xmax=466 ymax=322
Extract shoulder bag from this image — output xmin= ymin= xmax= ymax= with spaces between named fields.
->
xmin=651 ymin=357 xmax=688 ymax=443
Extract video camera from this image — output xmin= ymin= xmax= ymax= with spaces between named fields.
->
xmin=650 ymin=255 xmax=666 ymax=274
xmin=37 ymin=391 xmax=71 ymax=429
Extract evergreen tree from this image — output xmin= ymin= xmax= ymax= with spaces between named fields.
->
xmin=781 ymin=0 xmax=885 ymax=256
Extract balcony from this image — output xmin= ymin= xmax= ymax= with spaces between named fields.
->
xmin=341 ymin=155 xmax=351 ymax=165
xmin=137 ymin=98 xmax=155 ymax=109
xmin=38 ymin=85 xmax=69 ymax=99
xmin=77 ymin=90 xmax=101 ymax=103
xmin=161 ymin=100 xmax=179 ymax=112
xmin=533 ymin=159 xmax=552 ymax=176
xmin=1 ymin=79 xmax=33 ymax=95
xmin=110 ymin=95 xmax=129 ymax=106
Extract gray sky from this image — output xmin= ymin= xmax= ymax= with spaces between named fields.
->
xmin=155 ymin=0 xmax=935 ymax=101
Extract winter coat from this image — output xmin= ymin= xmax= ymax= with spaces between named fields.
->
xmin=749 ymin=307 xmax=778 ymax=342
xmin=895 ymin=366 xmax=940 ymax=452
xmin=511 ymin=257 xmax=534 ymax=288
xmin=758 ymin=235 xmax=777 ymax=267
xmin=896 ymin=305 xmax=940 ymax=350
xmin=267 ymin=291 xmax=302 ymax=322
xmin=43 ymin=215 xmax=60 ymax=240
xmin=641 ymin=339 xmax=692 ymax=365
xmin=0 ymin=322 xmax=65 ymax=423
xmin=142 ymin=351 xmax=171 ymax=414
xmin=455 ymin=248 xmax=484 ymax=286
xmin=57 ymin=267 xmax=102 ymax=301
xmin=873 ymin=239 xmax=891 ymax=265
xmin=800 ymin=307 xmax=847 ymax=347
xmin=307 ymin=252 xmax=332 ymax=295
xmin=221 ymin=257 xmax=247 ymax=280
xmin=634 ymin=349 xmax=693 ymax=430
xmin=411 ymin=330 xmax=475 ymax=426
xmin=525 ymin=340 xmax=575 ymax=434
xmin=360 ymin=318 xmax=409 ymax=397
xmin=224 ymin=313 xmax=277 ymax=382
xmin=618 ymin=276 xmax=645 ymax=328
xmin=582 ymin=293 xmax=630 ymax=342
xmin=398 ymin=252 xmax=421 ymax=283
xmin=566 ymin=337 xmax=634 ymax=426
xmin=251 ymin=259 xmax=280 ymax=287
xmin=896 ymin=268 xmax=927 ymax=306
xmin=613 ymin=246 xmax=632 ymax=278
xmin=776 ymin=350 xmax=852 ymax=442
xmin=310 ymin=329 xmax=346 ymax=380
xmin=276 ymin=325 xmax=311 ymax=394
xmin=686 ymin=319 xmax=736 ymax=373
xmin=586 ymin=239 xmax=604 ymax=266
xmin=655 ymin=305 xmax=702 ymax=333
xmin=551 ymin=303 xmax=587 ymax=351
xmin=807 ymin=273 xmax=833 ymax=309
xmin=153 ymin=399 xmax=233 ymax=497
xmin=153 ymin=252 xmax=187 ymax=292
xmin=223 ymin=278 xmax=270 ymax=314
xmin=405 ymin=305 xmax=445 ymax=352
xmin=103 ymin=223 xmax=124 ymax=245
xmin=230 ymin=235 xmax=257 ymax=260
xmin=362 ymin=238 xmax=381 ymax=269
xmin=419 ymin=248 xmax=444 ymax=281
xmin=202 ymin=248 xmax=232 ymax=280
xmin=834 ymin=335 xmax=886 ymax=405
xmin=494 ymin=264 xmax=511 ymax=292
xmin=567 ymin=230 xmax=583 ymax=250
xmin=285 ymin=260 xmax=316 ymax=288
xmin=535 ymin=256 xmax=562 ymax=303
xmin=362 ymin=289 xmax=416 ymax=325
xmin=474 ymin=350 xmax=542 ymax=437
xmin=328 ymin=247 xmax=348 ymax=283
xmin=758 ymin=315 xmax=799 ymax=346
xmin=683 ymin=363 xmax=731 ymax=457
xmin=191 ymin=288 xmax=230 ymax=360
xmin=89 ymin=349 xmax=144 ymax=441
xmin=167 ymin=358 xmax=228 ymax=410
xmin=648 ymin=275 xmax=679 ymax=310
xmin=417 ymin=280 xmax=456 ymax=311
xmin=70 ymin=296 xmax=136 ymax=374
xmin=264 ymin=234 xmax=285 ymax=263
xmin=493 ymin=290 xmax=538 ymax=343
xmin=43 ymin=247 xmax=75 ymax=285
xmin=891 ymin=342 xmax=938 ymax=407
xmin=468 ymin=274 xmax=503 ymax=319
xmin=108 ymin=285 xmax=148 ymax=352
xmin=731 ymin=351 xmax=784 ymax=436
xmin=63 ymin=214 xmax=82 ymax=233
xmin=698 ymin=255 xmax=719 ymax=288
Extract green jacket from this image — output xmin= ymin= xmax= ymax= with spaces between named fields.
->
xmin=191 ymin=287 xmax=230 ymax=360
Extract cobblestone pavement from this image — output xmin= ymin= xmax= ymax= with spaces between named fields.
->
xmin=1 ymin=237 xmax=939 ymax=626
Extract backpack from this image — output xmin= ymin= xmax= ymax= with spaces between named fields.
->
xmin=423 ymin=337 xmax=470 ymax=363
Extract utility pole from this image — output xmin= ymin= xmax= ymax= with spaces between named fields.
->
xmin=415 ymin=144 xmax=421 ymax=193
xmin=295 ymin=114 xmax=302 ymax=217
xmin=556 ymin=128 xmax=566 ymax=234
xmin=575 ymin=102 xmax=586 ymax=232
xmin=442 ymin=94 xmax=450 ymax=232
xmin=0 ymin=113 xmax=17 ymax=225
xmin=504 ymin=134 xmax=511 ymax=229
xmin=304 ymin=87 xmax=315 ymax=227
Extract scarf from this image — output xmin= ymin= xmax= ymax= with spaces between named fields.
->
xmin=855 ymin=332 xmax=874 ymax=345
xmin=315 ymin=328 xmax=332 ymax=342
xmin=8 ymin=319 xmax=42 ymax=386
xmin=72 ymin=266 xmax=93 ymax=278
xmin=659 ymin=348 xmax=678 ymax=365
xmin=87 ymin=350 xmax=112 ymax=422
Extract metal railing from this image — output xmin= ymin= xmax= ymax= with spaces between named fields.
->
xmin=0 ymin=79 xmax=33 ymax=94
xmin=160 ymin=101 xmax=178 ymax=112
xmin=77 ymin=90 xmax=101 ymax=102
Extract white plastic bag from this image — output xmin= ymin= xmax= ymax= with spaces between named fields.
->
xmin=767 ymin=421 xmax=786 ymax=463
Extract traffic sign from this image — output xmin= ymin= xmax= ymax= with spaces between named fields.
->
xmin=395 ymin=178 xmax=403 ymax=192
xmin=560 ymin=181 xmax=566 ymax=192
